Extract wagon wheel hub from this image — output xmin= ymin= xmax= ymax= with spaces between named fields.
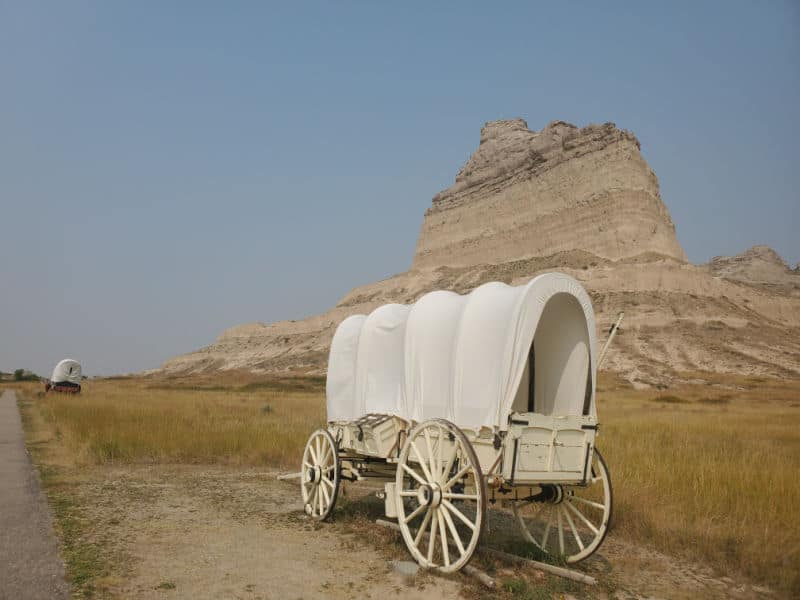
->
xmin=307 ymin=466 xmax=323 ymax=485
xmin=417 ymin=483 xmax=442 ymax=508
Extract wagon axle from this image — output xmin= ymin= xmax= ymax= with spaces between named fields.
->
xmin=521 ymin=484 xmax=565 ymax=505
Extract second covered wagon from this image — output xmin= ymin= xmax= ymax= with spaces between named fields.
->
xmin=300 ymin=272 xmax=612 ymax=572
xmin=45 ymin=359 xmax=83 ymax=393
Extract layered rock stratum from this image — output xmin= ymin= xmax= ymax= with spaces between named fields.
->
xmin=159 ymin=119 xmax=800 ymax=385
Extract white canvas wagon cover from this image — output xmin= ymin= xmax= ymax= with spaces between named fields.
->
xmin=50 ymin=359 xmax=82 ymax=384
xmin=326 ymin=273 xmax=597 ymax=431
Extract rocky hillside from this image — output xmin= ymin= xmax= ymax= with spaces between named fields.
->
xmin=706 ymin=245 xmax=800 ymax=288
xmin=158 ymin=119 xmax=800 ymax=386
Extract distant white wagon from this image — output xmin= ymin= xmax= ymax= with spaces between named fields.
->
xmin=300 ymin=273 xmax=614 ymax=572
xmin=45 ymin=359 xmax=83 ymax=393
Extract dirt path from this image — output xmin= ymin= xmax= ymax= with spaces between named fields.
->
xmin=0 ymin=390 xmax=70 ymax=600
xmin=66 ymin=465 xmax=461 ymax=599
xmin=53 ymin=464 xmax=780 ymax=600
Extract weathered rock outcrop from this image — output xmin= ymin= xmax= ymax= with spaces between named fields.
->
xmin=158 ymin=119 xmax=800 ymax=385
xmin=413 ymin=120 xmax=686 ymax=269
xmin=706 ymin=245 xmax=800 ymax=288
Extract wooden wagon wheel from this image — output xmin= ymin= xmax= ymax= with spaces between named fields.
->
xmin=395 ymin=419 xmax=486 ymax=573
xmin=300 ymin=429 xmax=340 ymax=521
xmin=513 ymin=448 xmax=612 ymax=563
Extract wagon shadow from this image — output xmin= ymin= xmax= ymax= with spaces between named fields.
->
xmin=328 ymin=482 xmax=608 ymax=572
xmin=286 ymin=480 xmax=613 ymax=597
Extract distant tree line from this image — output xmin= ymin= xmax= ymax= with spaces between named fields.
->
xmin=13 ymin=369 xmax=40 ymax=381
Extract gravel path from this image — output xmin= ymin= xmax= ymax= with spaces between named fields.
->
xmin=0 ymin=389 xmax=70 ymax=600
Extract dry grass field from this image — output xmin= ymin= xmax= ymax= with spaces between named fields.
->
xmin=9 ymin=371 xmax=800 ymax=596
xmin=13 ymin=374 xmax=326 ymax=467
xmin=596 ymin=373 xmax=800 ymax=594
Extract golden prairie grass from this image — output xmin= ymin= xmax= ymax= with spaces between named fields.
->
xmin=597 ymin=373 xmax=800 ymax=594
xmin=11 ymin=371 xmax=800 ymax=593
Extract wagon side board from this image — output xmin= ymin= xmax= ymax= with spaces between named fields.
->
xmin=329 ymin=412 xmax=597 ymax=487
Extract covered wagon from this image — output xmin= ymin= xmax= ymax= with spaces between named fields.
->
xmin=46 ymin=359 xmax=82 ymax=393
xmin=300 ymin=273 xmax=612 ymax=572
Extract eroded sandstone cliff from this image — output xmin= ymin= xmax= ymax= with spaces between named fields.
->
xmin=413 ymin=119 xmax=686 ymax=269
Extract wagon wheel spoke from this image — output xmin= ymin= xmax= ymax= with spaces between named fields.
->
xmin=563 ymin=503 xmax=584 ymax=551
xmin=308 ymin=486 xmax=319 ymax=514
xmin=542 ymin=507 xmax=553 ymax=550
xmin=570 ymin=496 xmax=605 ymax=511
xmin=424 ymin=428 xmax=437 ymax=482
xmin=404 ymin=502 xmax=427 ymax=524
xmin=441 ymin=441 xmax=458 ymax=486
xmin=319 ymin=479 xmax=331 ymax=506
xmin=441 ymin=499 xmax=476 ymax=532
xmin=427 ymin=511 xmax=438 ymax=564
xmin=414 ymin=507 xmax=434 ymax=547
xmin=442 ymin=492 xmax=479 ymax=500
xmin=437 ymin=508 xmax=450 ymax=567
xmin=565 ymin=498 xmax=599 ymax=534
xmin=513 ymin=448 xmax=612 ymax=564
xmin=444 ymin=462 xmax=472 ymax=490
xmin=409 ymin=440 xmax=434 ymax=483
xmin=401 ymin=463 xmax=427 ymax=487
xmin=320 ymin=446 xmax=332 ymax=468
xmin=440 ymin=503 xmax=466 ymax=556
xmin=436 ymin=424 xmax=445 ymax=481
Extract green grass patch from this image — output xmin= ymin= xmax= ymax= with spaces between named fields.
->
xmin=650 ymin=394 xmax=689 ymax=404
xmin=155 ymin=581 xmax=176 ymax=590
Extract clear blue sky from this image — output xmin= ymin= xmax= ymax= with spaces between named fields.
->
xmin=1 ymin=2 xmax=798 ymax=376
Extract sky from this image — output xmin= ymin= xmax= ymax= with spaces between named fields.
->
xmin=1 ymin=1 xmax=798 ymax=376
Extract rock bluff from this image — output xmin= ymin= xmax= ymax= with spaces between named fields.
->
xmin=413 ymin=119 xmax=686 ymax=269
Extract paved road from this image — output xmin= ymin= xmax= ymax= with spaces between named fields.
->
xmin=0 ymin=390 xmax=70 ymax=600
